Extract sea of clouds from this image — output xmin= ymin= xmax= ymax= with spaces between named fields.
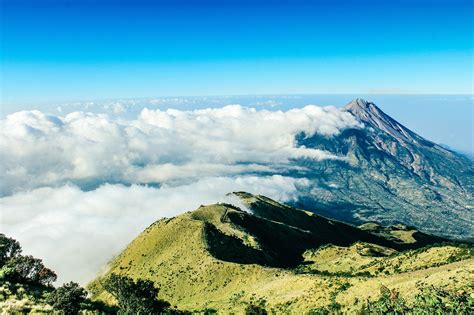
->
xmin=0 ymin=104 xmax=362 ymax=284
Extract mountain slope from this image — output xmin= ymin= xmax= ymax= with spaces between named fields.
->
xmin=291 ymin=99 xmax=474 ymax=239
xmin=88 ymin=194 xmax=472 ymax=313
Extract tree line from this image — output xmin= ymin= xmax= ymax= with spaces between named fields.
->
xmin=0 ymin=233 xmax=183 ymax=314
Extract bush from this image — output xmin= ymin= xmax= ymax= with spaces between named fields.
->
xmin=46 ymin=282 xmax=87 ymax=314
xmin=80 ymin=299 xmax=118 ymax=314
xmin=245 ymin=303 xmax=268 ymax=315
xmin=361 ymin=285 xmax=474 ymax=314
xmin=103 ymin=274 xmax=171 ymax=314
xmin=361 ymin=285 xmax=409 ymax=314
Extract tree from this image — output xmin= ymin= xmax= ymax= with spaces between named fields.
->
xmin=0 ymin=234 xmax=22 ymax=267
xmin=103 ymin=274 xmax=170 ymax=314
xmin=6 ymin=255 xmax=57 ymax=286
xmin=0 ymin=234 xmax=57 ymax=286
xmin=46 ymin=282 xmax=87 ymax=315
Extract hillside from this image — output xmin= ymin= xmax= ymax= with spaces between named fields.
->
xmin=290 ymin=99 xmax=474 ymax=239
xmin=89 ymin=193 xmax=473 ymax=313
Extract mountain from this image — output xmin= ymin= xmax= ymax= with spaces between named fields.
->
xmin=290 ymin=99 xmax=474 ymax=239
xmin=88 ymin=193 xmax=473 ymax=313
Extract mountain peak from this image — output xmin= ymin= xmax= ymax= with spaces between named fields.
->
xmin=344 ymin=98 xmax=379 ymax=116
xmin=344 ymin=98 xmax=422 ymax=145
xmin=346 ymin=98 xmax=371 ymax=108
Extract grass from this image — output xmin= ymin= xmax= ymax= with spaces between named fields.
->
xmin=88 ymin=193 xmax=474 ymax=313
xmin=0 ymin=281 xmax=53 ymax=313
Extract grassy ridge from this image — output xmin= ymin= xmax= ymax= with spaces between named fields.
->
xmin=88 ymin=193 xmax=473 ymax=313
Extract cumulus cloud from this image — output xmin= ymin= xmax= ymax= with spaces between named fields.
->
xmin=0 ymin=175 xmax=309 ymax=284
xmin=0 ymin=105 xmax=361 ymax=196
xmin=0 ymin=103 xmax=362 ymax=284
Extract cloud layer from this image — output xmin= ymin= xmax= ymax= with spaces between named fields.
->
xmin=0 ymin=104 xmax=362 ymax=284
xmin=0 ymin=105 xmax=361 ymax=196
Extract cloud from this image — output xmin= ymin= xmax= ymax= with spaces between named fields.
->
xmin=0 ymin=103 xmax=362 ymax=284
xmin=0 ymin=175 xmax=309 ymax=285
xmin=0 ymin=105 xmax=361 ymax=196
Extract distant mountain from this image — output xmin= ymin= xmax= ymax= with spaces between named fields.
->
xmin=88 ymin=193 xmax=473 ymax=313
xmin=291 ymin=99 xmax=474 ymax=239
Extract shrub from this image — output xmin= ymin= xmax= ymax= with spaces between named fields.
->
xmin=46 ymin=282 xmax=87 ymax=314
xmin=308 ymin=301 xmax=342 ymax=315
xmin=245 ymin=303 xmax=268 ymax=315
xmin=361 ymin=285 xmax=474 ymax=314
xmin=103 ymin=274 xmax=171 ymax=314
xmin=361 ymin=285 xmax=409 ymax=314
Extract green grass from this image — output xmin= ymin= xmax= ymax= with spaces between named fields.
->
xmin=88 ymin=193 xmax=474 ymax=313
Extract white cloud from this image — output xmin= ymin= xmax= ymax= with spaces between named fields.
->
xmin=0 ymin=175 xmax=309 ymax=285
xmin=0 ymin=105 xmax=361 ymax=196
xmin=0 ymin=103 xmax=362 ymax=285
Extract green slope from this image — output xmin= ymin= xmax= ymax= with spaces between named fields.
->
xmin=88 ymin=193 xmax=473 ymax=313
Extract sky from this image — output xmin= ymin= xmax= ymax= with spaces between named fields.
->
xmin=1 ymin=0 xmax=473 ymax=104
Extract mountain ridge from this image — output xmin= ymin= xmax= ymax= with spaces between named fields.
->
xmin=344 ymin=98 xmax=435 ymax=147
xmin=88 ymin=193 xmax=473 ymax=313
xmin=290 ymin=99 xmax=473 ymax=239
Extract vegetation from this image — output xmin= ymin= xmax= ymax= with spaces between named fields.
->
xmin=244 ymin=297 xmax=268 ymax=315
xmin=295 ymin=242 xmax=473 ymax=277
xmin=0 ymin=234 xmax=189 ymax=314
xmin=361 ymin=285 xmax=474 ymax=314
xmin=1 ymin=195 xmax=471 ymax=313
xmin=46 ymin=281 xmax=87 ymax=314
xmin=0 ymin=234 xmax=118 ymax=314
xmin=0 ymin=234 xmax=57 ymax=286
xmin=245 ymin=303 xmax=268 ymax=315
xmin=103 ymin=273 xmax=171 ymax=314
xmin=88 ymin=194 xmax=474 ymax=313
xmin=0 ymin=234 xmax=22 ymax=265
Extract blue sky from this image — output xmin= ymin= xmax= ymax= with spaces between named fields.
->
xmin=1 ymin=0 xmax=473 ymax=104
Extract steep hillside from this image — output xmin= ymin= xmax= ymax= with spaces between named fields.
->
xmin=89 ymin=194 xmax=473 ymax=313
xmin=291 ymin=99 xmax=474 ymax=239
